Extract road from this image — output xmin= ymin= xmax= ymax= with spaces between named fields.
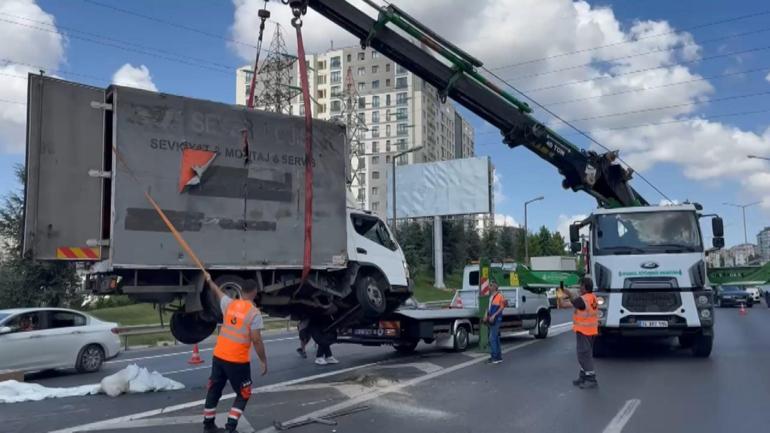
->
xmin=2 ymin=307 xmax=769 ymax=433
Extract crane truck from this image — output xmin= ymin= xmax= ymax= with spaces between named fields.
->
xmin=279 ymin=0 xmax=724 ymax=357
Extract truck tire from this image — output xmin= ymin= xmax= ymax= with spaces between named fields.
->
xmin=171 ymin=311 xmax=217 ymax=345
xmin=76 ymin=344 xmax=105 ymax=373
xmin=692 ymin=332 xmax=713 ymax=358
xmin=355 ymin=274 xmax=387 ymax=318
xmin=533 ymin=312 xmax=550 ymax=339
xmin=394 ymin=340 xmax=418 ymax=354
xmin=453 ymin=325 xmax=470 ymax=352
xmin=592 ymin=335 xmax=609 ymax=358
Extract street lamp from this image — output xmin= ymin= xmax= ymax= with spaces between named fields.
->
xmin=748 ymin=155 xmax=770 ymax=161
xmin=724 ymin=201 xmax=760 ymax=244
xmin=391 ymin=145 xmax=423 ymax=234
xmin=524 ymin=196 xmax=544 ymax=266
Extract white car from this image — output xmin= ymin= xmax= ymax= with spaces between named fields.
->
xmin=745 ymin=287 xmax=762 ymax=303
xmin=0 ymin=308 xmax=122 ymax=374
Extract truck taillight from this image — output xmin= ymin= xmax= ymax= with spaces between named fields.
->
xmin=379 ymin=320 xmax=400 ymax=330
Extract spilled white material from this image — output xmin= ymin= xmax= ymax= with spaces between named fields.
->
xmin=0 ymin=364 xmax=184 ymax=403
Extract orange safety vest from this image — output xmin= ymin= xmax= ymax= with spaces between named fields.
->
xmin=213 ymin=299 xmax=260 ymax=363
xmin=573 ymin=293 xmax=599 ymax=336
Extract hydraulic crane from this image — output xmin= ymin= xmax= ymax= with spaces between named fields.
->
xmin=284 ymin=0 xmax=649 ymax=208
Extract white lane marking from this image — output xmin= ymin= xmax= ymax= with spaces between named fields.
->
xmin=84 ymin=412 xmax=255 ymax=432
xmin=255 ymin=324 xmax=574 ymax=433
xmin=602 ymin=399 xmax=641 ymax=433
xmin=49 ymin=362 xmax=378 ymax=433
xmin=105 ymin=337 xmax=296 ymax=364
xmin=162 ymin=365 xmax=211 ymax=375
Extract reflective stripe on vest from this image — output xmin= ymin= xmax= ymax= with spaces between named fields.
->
xmin=213 ymin=300 xmax=260 ymax=363
xmin=573 ymin=293 xmax=599 ymax=336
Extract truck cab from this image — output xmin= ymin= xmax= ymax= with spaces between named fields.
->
xmin=570 ymin=204 xmax=724 ymax=357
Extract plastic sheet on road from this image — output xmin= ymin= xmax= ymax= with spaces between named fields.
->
xmin=0 ymin=364 xmax=184 ymax=403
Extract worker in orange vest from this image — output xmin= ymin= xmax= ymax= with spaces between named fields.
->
xmin=562 ymin=277 xmax=599 ymax=389
xmin=483 ymin=281 xmax=506 ymax=364
xmin=202 ymin=273 xmax=268 ymax=433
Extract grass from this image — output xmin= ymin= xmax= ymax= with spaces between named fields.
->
xmin=412 ymin=272 xmax=457 ymax=302
xmin=89 ymin=303 xmax=170 ymax=326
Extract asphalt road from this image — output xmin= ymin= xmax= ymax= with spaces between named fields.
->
xmin=3 ymin=306 xmax=770 ymax=433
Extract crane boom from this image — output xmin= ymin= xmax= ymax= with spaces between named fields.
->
xmin=288 ymin=0 xmax=649 ymax=208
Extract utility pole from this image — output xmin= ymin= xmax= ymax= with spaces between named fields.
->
xmin=724 ymin=201 xmax=760 ymax=244
xmin=524 ymin=196 xmax=544 ymax=266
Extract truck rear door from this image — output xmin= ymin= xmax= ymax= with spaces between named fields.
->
xmin=23 ymin=75 xmax=105 ymax=261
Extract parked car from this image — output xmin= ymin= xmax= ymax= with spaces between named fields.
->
xmin=0 ymin=308 xmax=122 ymax=374
xmin=745 ymin=287 xmax=762 ymax=303
xmin=715 ymin=286 xmax=753 ymax=308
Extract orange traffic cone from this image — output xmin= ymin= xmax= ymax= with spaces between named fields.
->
xmin=188 ymin=344 xmax=205 ymax=365
xmin=739 ymin=303 xmax=747 ymax=316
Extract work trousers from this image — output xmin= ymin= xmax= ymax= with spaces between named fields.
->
xmin=489 ymin=321 xmax=502 ymax=361
xmin=204 ymin=356 xmax=252 ymax=430
xmin=316 ymin=342 xmax=333 ymax=358
xmin=576 ymin=332 xmax=596 ymax=374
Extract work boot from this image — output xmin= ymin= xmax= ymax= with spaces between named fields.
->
xmin=202 ymin=421 xmax=223 ymax=433
xmin=572 ymin=371 xmax=586 ymax=386
xmin=579 ymin=375 xmax=598 ymax=389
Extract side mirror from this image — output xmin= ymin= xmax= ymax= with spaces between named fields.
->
xmin=0 ymin=326 xmax=12 ymax=335
xmin=713 ymin=237 xmax=725 ymax=249
xmin=712 ymin=216 xmax=724 ymax=238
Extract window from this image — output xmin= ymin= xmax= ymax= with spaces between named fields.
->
xmin=372 ymin=51 xmax=380 ymax=59
xmin=386 ymin=124 xmax=391 ymax=136
xmin=346 ymin=54 xmax=352 ymax=62
xmin=48 ymin=311 xmax=87 ymax=328
xmin=594 ymin=211 xmax=703 ymax=255
xmin=372 ymin=186 xmax=379 ymax=196
xmin=372 ymin=95 xmax=380 ymax=108
xmin=372 ymin=171 xmax=380 ymax=180
xmin=372 ymin=80 xmax=380 ymax=89
xmin=372 ymin=156 xmax=379 ymax=165
xmin=358 ymin=96 xmax=366 ymax=108
xmin=371 ymin=126 xmax=380 ymax=138
xmin=357 ymin=188 xmax=365 ymax=200
xmin=372 ymin=111 xmax=380 ymax=123
xmin=372 ymin=141 xmax=379 ymax=153
xmin=397 ymin=107 xmax=408 ymax=120
xmin=331 ymin=100 xmax=341 ymax=112
xmin=372 ymin=202 xmax=379 ymax=211
xmin=397 ymin=123 xmax=409 ymax=136
xmin=396 ymin=92 xmax=408 ymax=105
xmin=396 ymin=77 xmax=408 ymax=89
xmin=469 ymin=271 xmax=480 ymax=286
xmin=318 ymin=104 xmax=326 ymax=114
xmin=385 ymin=63 xmax=391 ymax=72
xmin=396 ymin=64 xmax=407 ymax=74
xmin=386 ymin=140 xmax=391 ymax=152
xmin=372 ymin=65 xmax=379 ymax=74
xmin=398 ymin=138 xmax=406 ymax=150
xmin=330 ymin=56 xmax=341 ymax=69
xmin=386 ymin=155 xmax=391 ymax=163
xmin=5 ymin=312 xmax=42 ymax=333
xmin=317 ymin=89 xmax=326 ymax=99
xmin=299 ymin=104 xmax=305 ymax=116
xmin=358 ymin=82 xmax=366 ymax=91
xmin=386 ymin=95 xmax=391 ymax=106
xmin=358 ymin=52 xmax=365 ymax=61
xmin=385 ymin=79 xmax=391 ymax=87
xmin=317 ymin=75 xmax=327 ymax=85
xmin=317 ymin=60 xmax=326 ymax=69
xmin=357 ymin=67 xmax=365 ymax=76
xmin=351 ymin=215 xmax=397 ymax=251
xmin=331 ymin=70 xmax=341 ymax=84
xmin=331 ymin=85 xmax=341 ymax=97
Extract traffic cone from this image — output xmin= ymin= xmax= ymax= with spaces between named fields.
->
xmin=739 ymin=302 xmax=747 ymax=316
xmin=188 ymin=344 xmax=205 ymax=365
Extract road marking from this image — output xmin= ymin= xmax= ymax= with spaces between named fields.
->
xmin=256 ymin=323 xmax=573 ymax=433
xmin=49 ymin=362 xmax=379 ymax=433
xmin=82 ymin=412 xmax=254 ymax=432
xmin=602 ymin=399 xmax=641 ymax=433
xmin=105 ymin=337 xmax=296 ymax=364
xmin=162 ymin=365 xmax=211 ymax=375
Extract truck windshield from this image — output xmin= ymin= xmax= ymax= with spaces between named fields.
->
xmin=594 ymin=211 xmax=702 ymax=255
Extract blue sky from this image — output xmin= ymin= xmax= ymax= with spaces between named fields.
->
xmin=0 ymin=0 xmax=768 ymax=248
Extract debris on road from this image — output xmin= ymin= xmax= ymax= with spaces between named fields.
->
xmin=273 ymin=405 xmax=370 ymax=431
xmin=0 ymin=364 xmax=183 ymax=403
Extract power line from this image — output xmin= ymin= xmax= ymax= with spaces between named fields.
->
xmin=507 ymin=25 xmax=770 ymax=82
xmin=480 ymin=66 xmax=671 ymax=201
xmin=492 ymin=9 xmax=770 ymax=71
xmin=519 ymin=43 xmax=770 ymax=94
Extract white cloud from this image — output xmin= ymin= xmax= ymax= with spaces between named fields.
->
xmin=112 ymin=64 xmax=158 ymax=91
xmin=556 ymin=214 xmax=588 ymax=241
xmin=494 ymin=214 xmax=520 ymax=227
xmin=766 ymin=72 xmax=770 ymax=83
xmin=0 ymin=0 xmax=65 ymax=153
xmin=492 ymin=170 xmax=505 ymax=205
xmin=659 ymin=199 xmax=681 ymax=206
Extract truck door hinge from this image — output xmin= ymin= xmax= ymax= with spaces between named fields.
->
xmin=90 ymin=101 xmax=113 ymax=111
xmin=88 ymin=169 xmax=112 ymax=179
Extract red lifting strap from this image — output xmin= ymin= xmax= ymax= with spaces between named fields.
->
xmin=295 ymin=20 xmax=313 ymax=281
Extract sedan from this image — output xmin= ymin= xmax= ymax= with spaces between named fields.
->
xmin=0 ymin=308 xmax=122 ymax=374
xmin=745 ymin=287 xmax=761 ymax=303
xmin=715 ymin=286 xmax=753 ymax=308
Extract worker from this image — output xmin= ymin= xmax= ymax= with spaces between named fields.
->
xmin=202 ymin=273 xmax=268 ymax=433
xmin=562 ymin=277 xmax=599 ymax=389
xmin=483 ymin=281 xmax=505 ymax=364
xmin=310 ymin=316 xmax=339 ymax=365
xmin=296 ymin=318 xmax=310 ymax=358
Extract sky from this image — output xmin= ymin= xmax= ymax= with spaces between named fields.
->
xmin=0 ymin=0 xmax=769 ymax=248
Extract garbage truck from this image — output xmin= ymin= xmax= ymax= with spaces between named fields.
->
xmin=22 ymin=74 xmax=411 ymax=343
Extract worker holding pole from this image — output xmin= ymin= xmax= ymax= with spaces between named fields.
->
xmin=202 ymin=274 xmax=268 ymax=433
xmin=562 ymin=277 xmax=599 ymax=389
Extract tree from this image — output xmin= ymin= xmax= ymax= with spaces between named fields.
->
xmin=499 ymin=226 xmax=516 ymax=260
xmin=0 ymin=165 xmax=81 ymax=309
xmin=466 ymin=224 xmax=481 ymax=261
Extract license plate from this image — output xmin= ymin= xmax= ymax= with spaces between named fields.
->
xmin=639 ymin=320 xmax=669 ymax=328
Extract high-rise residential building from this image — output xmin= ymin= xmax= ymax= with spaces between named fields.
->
xmin=757 ymin=227 xmax=770 ymax=263
xmin=236 ymin=45 xmax=475 ymax=219
xmin=726 ymin=243 xmax=758 ymax=267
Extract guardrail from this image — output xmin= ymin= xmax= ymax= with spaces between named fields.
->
xmin=113 ymin=317 xmax=294 ymax=350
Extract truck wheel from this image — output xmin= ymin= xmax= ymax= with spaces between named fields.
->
xmin=394 ymin=340 xmax=418 ymax=354
xmin=355 ymin=274 xmax=387 ymax=318
xmin=692 ymin=332 xmax=713 ymax=358
xmin=453 ymin=325 xmax=470 ymax=352
xmin=171 ymin=311 xmax=217 ymax=345
xmin=592 ymin=336 xmax=609 ymax=358
xmin=534 ymin=312 xmax=550 ymax=339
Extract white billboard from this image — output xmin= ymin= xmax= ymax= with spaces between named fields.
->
xmin=386 ymin=156 xmax=492 ymax=218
